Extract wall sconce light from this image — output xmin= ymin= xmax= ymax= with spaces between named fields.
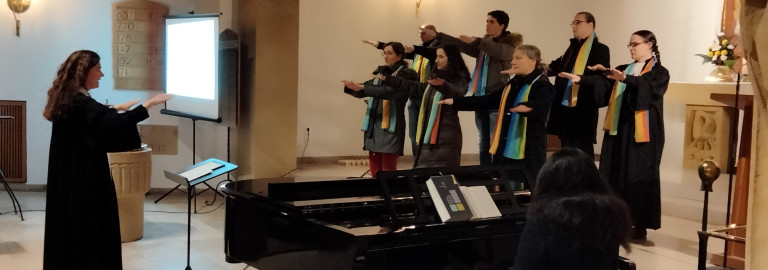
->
xmin=415 ymin=0 xmax=422 ymax=17
xmin=7 ymin=0 xmax=31 ymax=37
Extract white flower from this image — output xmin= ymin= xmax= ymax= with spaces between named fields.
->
xmin=717 ymin=32 xmax=725 ymax=37
xmin=728 ymin=45 xmax=735 ymax=49
xmin=720 ymin=55 xmax=728 ymax=61
xmin=712 ymin=56 xmax=718 ymax=61
xmin=711 ymin=45 xmax=719 ymax=51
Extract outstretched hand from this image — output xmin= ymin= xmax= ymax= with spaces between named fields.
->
xmin=587 ymin=64 xmax=609 ymax=71
xmin=143 ymin=94 xmax=173 ymax=110
xmin=509 ymin=104 xmax=532 ymax=113
xmin=362 ymin=40 xmax=379 ymax=48
xmin=557 ymin=72 xmax=580 ymax=83
xmin=427 ymin=78 xmax=445 ymax=86
xmin=458 ymin=35 xmax=476 ymax=44
xmin=404 ymin=45 xmax=414 ymax=53
xmin=438 ymin=98 xmax=453 ymax=105
xmin=606 ymin=68 xmax=626 ymax=81
xmin=372 ymin=74 xmax=386 ymax=81
xmin=113 ymin=99 xmax=140 ymax=111
xmin=342 ymin=80 xmax=364 ymax=91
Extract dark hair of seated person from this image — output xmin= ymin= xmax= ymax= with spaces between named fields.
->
xmin=530 ymin=147 xmax=632 ymax=252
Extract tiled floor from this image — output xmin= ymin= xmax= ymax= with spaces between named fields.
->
xmin=0 ymin=163 xmax=732 ymax=270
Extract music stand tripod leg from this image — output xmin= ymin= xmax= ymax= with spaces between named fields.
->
xmin=185 ymin=183 xmax=193 ymax=270
xmin=154 ymin=184 xmax=186 ymax=204
xmin=0 ymin=168 xmax=23 ymax=221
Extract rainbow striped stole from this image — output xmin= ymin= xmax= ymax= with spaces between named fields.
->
xmin=469 ymin=52 xmax=489 ymax=96
xmin=603 ymin=57 xmax=657 ymax=142
xmin=361 ymin=66 xmax=403 ymax=133
xmin=415 ymin=85 xmax=443 ymax=144
xmin=489 ymin=84 xmax=513 ymax=155
xmin=502 ymin=74 xmax=542 ymax=159
xmin=561 ymin=32 xmax=596 ymax=107
xmin=412 ymin=54 xmax=432 ymax=83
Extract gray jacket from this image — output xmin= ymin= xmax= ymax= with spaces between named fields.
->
xmin=436 ymin=31 xmax=522 ymax=95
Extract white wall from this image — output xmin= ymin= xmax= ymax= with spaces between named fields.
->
xmin=0 ymin=0 xmax=727 ymax=189
xmin=0 ymin=0 xmax=232 ymax=187
xmin=297 ymin=0 xmax=723 ymax=160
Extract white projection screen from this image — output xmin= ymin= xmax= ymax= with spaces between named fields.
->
xmin=162 ymin=14 xmax=221 ymax=122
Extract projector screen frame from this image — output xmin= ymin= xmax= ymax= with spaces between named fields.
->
xmin=161 ymin=13 xmax=223 ymax=123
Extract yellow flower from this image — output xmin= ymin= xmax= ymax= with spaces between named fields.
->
xmin=720 ymin=50 xmax=728 ymax=56
xmin=707 ymin=51 xmax=714 ymax=57
xmin=721 ymin=39 xmax=729 ymax=45
xmin=714 ymin=51 xmax=721 ymax=56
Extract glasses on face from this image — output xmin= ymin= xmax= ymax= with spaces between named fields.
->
xmin=570 ymin=20 xmax=587 ymax=26
xmin=626 ymin=42 xmax=648 ymax=48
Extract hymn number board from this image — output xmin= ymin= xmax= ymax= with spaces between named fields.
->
xmin=112 ymin=1 xmax=168 ymax=90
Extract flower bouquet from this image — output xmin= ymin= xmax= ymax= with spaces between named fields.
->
xmin=696 ymin=32 xmax=738 ymax=69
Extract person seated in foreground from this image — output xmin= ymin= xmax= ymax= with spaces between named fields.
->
xmin=514 ymin=147 xmax=632 ymax=270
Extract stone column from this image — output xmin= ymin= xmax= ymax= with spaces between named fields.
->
xmin=108 ymin=146 xmax=152 ymax=242
xmin=740 ymin=0 xmax=768 ymax=269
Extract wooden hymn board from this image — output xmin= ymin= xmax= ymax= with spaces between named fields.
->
xmin=112 ymin=1 xmax=168 ymax=90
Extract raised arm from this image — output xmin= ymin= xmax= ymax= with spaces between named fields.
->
xmin=475 ymin=34 xmax=517 ymax=61
xmin=452 ymin=84 xmax=504 ymax=111
xmin=412 ymin=45 xmax=438 ymax=62
xmin=436 ymin=32 xmax=480 ymax=57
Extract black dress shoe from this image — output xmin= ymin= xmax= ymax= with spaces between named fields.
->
xmin=631 ymin=227 xmax=647 ymax=241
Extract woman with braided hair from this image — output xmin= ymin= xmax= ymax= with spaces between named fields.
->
xmin=559 ymin=30 xmax=670 ymax=241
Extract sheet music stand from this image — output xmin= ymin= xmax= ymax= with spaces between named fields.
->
xmin=375 ymin=164 xmax=529 ymax=229
xmin=164 ymin=158 xmax=237 ymax=270
xmin=0 ymin=115 xmax=23 ymax=221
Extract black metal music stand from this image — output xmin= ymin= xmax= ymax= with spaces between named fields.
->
xmin=0 ymin=115 xmax=23 ymax=221
xmin=154 ymin=118 xmax=226 ymax=212
xmin=164 ymin=158 xmax=237 ymax=270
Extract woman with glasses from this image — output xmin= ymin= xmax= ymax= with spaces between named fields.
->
xmin=546 ymin=12 xmax=611 ymax=159
xmin=343 ymin=42 xmax=417 ymax=177
xmin=376 ymin=44 xmax=470 ymax=168
xmin=558 ymin=30 xmax=670 ymax=241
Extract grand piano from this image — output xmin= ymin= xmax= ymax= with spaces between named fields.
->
xmin=222 ymin=165 xmax=531 ymax=270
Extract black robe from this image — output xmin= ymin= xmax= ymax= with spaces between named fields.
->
xmin=44 ymin=93 xmax=149 ymax=270
xmin=581 ymin=59 xmax=670 ymax=230
xmin=546 ymin=36 xmax=611 ymax=151
xmin=453 ymin=70 xmax=554 ymax=186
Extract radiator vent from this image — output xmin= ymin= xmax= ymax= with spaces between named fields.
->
xmin=0 ymin=100 xmax=26 ymax=183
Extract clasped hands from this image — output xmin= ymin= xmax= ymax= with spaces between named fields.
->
xmin=557 ymin=64 xmax=626 ymax=83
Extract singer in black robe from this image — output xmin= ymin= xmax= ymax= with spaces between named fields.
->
xmin=44 ymin=93 xmax=149 ymax=269
xmin=580 ymin=57 xmax=669 ymax=237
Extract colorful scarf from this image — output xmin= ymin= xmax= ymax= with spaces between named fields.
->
xmin=361 ymin=66 xmax=403 ymax=133
xmin=489 ymin=74 xmax=543 ymax=159
xmin=603 ymin=57 xmax=657 ymax=142
xmin=416 ymin=85 xmax=443 ymax=144
xmin=561 ymin=32 xmax=596 ymax=107
xmin=412 ymin=54 xmax=432 ymax=83
xmin=469 ymin=52 xmax=489 ymax=96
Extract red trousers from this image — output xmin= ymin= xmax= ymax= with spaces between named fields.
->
xmin=368 ymin=151 xmax=398 ymax=177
